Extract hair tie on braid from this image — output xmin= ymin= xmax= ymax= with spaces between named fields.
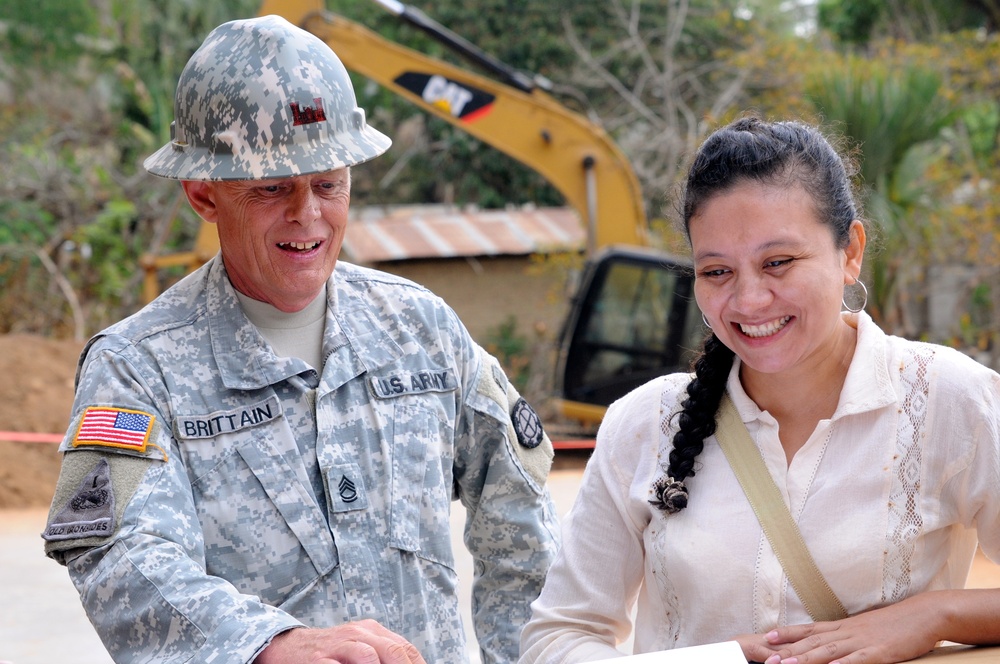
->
xmin=649 ymin=476 xmax=688 ymax=514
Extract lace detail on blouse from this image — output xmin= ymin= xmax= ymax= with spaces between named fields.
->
xmin=883 ymin=345 xmax=935 ymax=604
xmin=649 ymin=385 xmax=687 ymax=648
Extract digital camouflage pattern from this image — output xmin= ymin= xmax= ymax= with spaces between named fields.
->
xmin=44 ymin=257 xmax=559 ymax=663
xmin=143 ymin=15 xmax=391 ymax=181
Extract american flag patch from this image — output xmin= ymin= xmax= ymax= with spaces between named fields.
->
xmin=73 ymin=407 xmax=155 ymax=452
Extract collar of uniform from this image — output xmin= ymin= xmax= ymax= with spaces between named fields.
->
xmin=727 ymin=310 xmax=897 ymax=423
xmin=202 ymin=260 xmax=406 ymax=392
xmin=322 ymin=268 xmax=404 ymax=393
xmin=205 ymin=258 xmax=317 ymax=390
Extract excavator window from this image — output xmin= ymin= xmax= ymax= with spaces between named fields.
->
xmin=558 ymin=248 xmax=704 ymax=409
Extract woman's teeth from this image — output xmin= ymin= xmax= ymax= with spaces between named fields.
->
xmin=739 ymin=316 xmax=791 ymax=338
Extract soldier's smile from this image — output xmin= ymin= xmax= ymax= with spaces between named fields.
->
xmin=277 ymin=241 xmax=322 ymax=253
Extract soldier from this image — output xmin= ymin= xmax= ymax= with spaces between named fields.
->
xmin=42 ymin=15 xmax=558 ymax=664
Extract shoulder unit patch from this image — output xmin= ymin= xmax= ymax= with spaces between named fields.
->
xmin=42 ymin=458 xmax=115 ymax=541
xmin=512 ymin=398 xmax=544 ymax=449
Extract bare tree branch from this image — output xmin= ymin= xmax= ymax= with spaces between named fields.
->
xmin=560 ymin=14 xmax=661 ymax=127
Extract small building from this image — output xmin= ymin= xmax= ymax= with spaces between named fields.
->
xmin=343 ymin=204 xmax=585 ymax=344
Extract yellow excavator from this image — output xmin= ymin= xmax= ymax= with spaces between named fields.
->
xmin=141 ymin=0 xmax=704 ymax=429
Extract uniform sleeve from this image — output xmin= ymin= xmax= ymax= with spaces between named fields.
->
xmin=454 ymin=345 xmax=560 ymax=664
xmin=518 ymin=379 xmax=661 ymax=663
xmin=43 ymin=336 xmax=301 ymax=663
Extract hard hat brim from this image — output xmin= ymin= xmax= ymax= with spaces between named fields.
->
xmin=144 ymin=124 xmax=392 ymax=181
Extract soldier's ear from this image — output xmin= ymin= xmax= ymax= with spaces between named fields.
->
xmin=182 ymin=180 xmax=220 ymax=224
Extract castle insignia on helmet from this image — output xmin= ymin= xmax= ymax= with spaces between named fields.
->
xmin=291 ymin=98 xmax=327 ymax=126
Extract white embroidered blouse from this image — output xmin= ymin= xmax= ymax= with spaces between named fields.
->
xmin=520 ymin=312 xmax=1000 ymax=662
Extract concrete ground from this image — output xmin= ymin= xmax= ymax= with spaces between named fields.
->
xmin=2 ymin=450 xmax=998 ymax=664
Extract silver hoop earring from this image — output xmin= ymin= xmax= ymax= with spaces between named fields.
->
xmin=842 ymin=279 xmax=868 ymax=313
xmin=701 ymin=313 xmax=712 ymax=330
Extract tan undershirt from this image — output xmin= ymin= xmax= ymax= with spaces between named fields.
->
xmin=235 ymin=287 xmax=327 ymax=371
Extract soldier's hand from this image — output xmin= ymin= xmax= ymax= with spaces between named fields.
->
xmin=254 ymin=621 xmax=426 ymax=664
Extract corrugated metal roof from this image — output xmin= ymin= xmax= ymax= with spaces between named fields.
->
xmin=343 ymin=205 xmax=584 ymax=263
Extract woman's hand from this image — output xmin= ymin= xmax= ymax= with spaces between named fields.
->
xmin=735 ymin=633 xmax=781 ymax=663
xmin=740 ymin=593 xmax=945 ymax=664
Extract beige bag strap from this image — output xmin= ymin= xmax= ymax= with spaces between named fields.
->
xmin=715 ymin=393 xmax=848 ymax=622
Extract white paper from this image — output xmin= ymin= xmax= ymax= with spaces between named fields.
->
xmin=590 ymin=640 xmax=746 ymax=663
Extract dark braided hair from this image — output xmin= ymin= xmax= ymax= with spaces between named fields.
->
xmin=652 ymin=115 xmax=861 ymax=514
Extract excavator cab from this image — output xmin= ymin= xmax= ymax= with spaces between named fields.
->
xmin=555 ymin=246 xmax=704 ymax=425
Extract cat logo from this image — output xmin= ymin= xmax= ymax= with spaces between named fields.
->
xmin=394 ymin=72 xmax=495 ymax=122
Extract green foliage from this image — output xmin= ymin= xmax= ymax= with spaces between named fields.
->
xmin=410 ymin=121 xmax=563 ymax=208
xmin=0 ymin=198 xmax=59 ymax=334
xmin=484 ymin=315 xmax=531 ymax=391
xmin=805 ymin=61 xmax=955 ymax=330
xmin=0 ymin=200 xmax=55 ymax=246
xmin=0 ymin=0 xmax=263 ymax=336
xmin=404 ymin=0 xmax=578 ymax=76
xmin=0 ymin=0 xmax=99 ymax=68
xmin=922 ymin=100 xmax=1000 ymax=269
xmin=806 ymin=62 xmax=955 ymax=189
xmin=74 ymin=199 xmax=140 ymax=303
xmin=817 ymin=0 xmax=996 ymax=44
xmin=328 ymin=0 xmax=574 ymax=209
xmin=106 ymin=0 xmax=261 ymax=141
xmin=817 ymin=0 xmax=886 ymax=44
xmin=960 ymin=101 xmax=1000 ymax=169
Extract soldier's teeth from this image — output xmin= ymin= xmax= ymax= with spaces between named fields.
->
xmin=278 ymin=242 xmax=318 ymax=251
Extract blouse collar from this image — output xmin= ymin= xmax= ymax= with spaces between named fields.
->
xmin=726 ymin=310 xmax=898 ymax=422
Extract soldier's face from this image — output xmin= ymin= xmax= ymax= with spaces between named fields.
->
xmin=183 ymin=169 xmax=351 ymax=312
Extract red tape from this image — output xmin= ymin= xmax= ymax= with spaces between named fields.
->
xmin=0 ymin=431 xmax=64 ymax=444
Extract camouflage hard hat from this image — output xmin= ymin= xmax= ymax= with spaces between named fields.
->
xmin=144 ymin=15 xmax=391 ymax=181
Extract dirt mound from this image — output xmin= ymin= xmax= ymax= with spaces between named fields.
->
xmin=0 ymin=334 xmax=85 ymax=508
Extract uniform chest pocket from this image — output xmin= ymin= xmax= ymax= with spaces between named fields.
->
xmin=190 ymin=437 xmax=336 ymax=607
xmin=388 ymin=402 xmax=454 ymax=568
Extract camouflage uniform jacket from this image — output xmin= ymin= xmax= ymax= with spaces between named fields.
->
xmin=43 ymin=256 xmax=559 ymax=664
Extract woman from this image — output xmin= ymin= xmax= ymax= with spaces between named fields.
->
xmin=519 ymin=117 xmax=1000 ymax=664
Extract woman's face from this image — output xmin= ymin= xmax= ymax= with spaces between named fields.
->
xmin=689 ymin=180 xmax=865 ymax=380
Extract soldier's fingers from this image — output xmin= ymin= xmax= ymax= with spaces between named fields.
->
xmin=313 ymin=621 xmax=426 ymax=664
xmin=317 ymin=639 xmax=424 ymax=664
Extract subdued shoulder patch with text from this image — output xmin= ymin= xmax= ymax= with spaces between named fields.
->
xmin=43 ymin=450 xmax=155 ymax=561
xmin=42 ymin=458 xmax=115 ymax=541
xmin=72 ymin=406 xmax=155 ymax=453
